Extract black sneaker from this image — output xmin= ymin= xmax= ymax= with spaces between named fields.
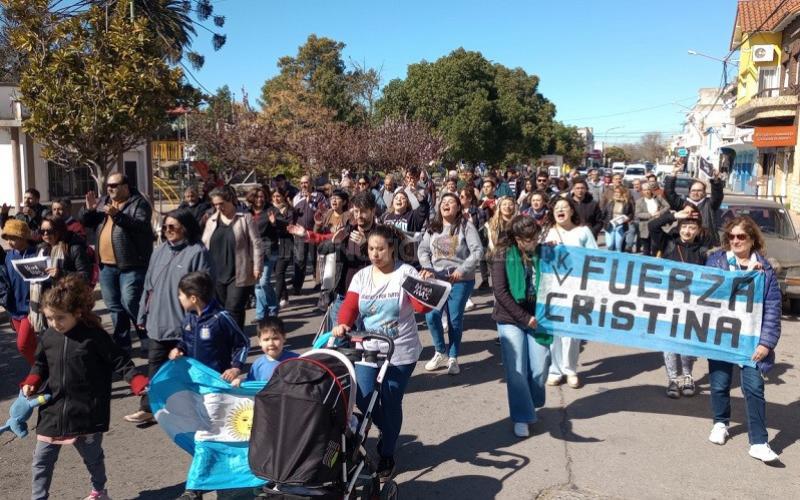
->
xmin=666 ymin=379 xmax=680 ymax=399
xmin=176 ymin=490 xmax=203 ymax=500
xmin=680 ymin=375 xmax=696 ymax=397
xmin=377 ymin=456 xmax=395 ymax=480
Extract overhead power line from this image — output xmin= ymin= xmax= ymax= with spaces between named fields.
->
xmin=561 ymin=97 xmax=696 ymax=122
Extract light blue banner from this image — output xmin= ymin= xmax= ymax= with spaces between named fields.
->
xmin=149 ymin=358 xmax=267 ymax=491
xmin=535 ymin=245 xmax=764 ymax=367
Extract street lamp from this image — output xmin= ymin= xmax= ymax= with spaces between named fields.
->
xmin=688 ymin=50 xmax=738 ymax=64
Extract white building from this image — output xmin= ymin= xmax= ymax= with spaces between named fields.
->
xmin=671 ymin=86 xmax=757 ymax=193
xmin=0 ymin=84 xmax=153 ymax=209
xmin=576 ymin=127 xmax=595 ymax=152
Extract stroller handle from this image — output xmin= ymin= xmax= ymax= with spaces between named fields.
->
xmin=335 ymin=331 xmax=395 ymax=362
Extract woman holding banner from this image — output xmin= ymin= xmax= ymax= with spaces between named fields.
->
xmin=544 ymin=196 xmax=598 ymax=388
xmin=492 ymin=215 xmax=552 ymax=437
xmin=648 ymin=206 xmax=708 ymax=399
xmin=332 ymin=224 xmax=431 ymax=479
xmin=418 ymin=193 xmax=484 ymax=375
xmin=704 ymin=216 xmax=781 ymax=464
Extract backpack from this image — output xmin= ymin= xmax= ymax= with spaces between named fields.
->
xmin=86 ymin=245 xmax=100 ymax=288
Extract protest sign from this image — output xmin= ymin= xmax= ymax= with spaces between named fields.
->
xmin=11 ymin=256 xmax=51 ymax=283
xmin=402 ymin=275 xmax=451 ymax=311
xmin=535 ymin=245 xmax=764 ymax=367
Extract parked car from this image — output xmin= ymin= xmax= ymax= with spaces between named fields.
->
xmin=657 ymin=173 xmax=697 ymax=198
xmin=719 ymin=196 xmax=800 ymax=313
xmin=611 ymin=162 xmax=626 ymax=175
xmin=623 ymin=164 xmax=647 ymax=187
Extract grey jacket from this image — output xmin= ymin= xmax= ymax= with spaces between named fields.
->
xmin=137 ymin=241 xmax=213 ymax=341
xmin=202 ymin=211 xmax=264 ymax=287
xmin=634 ymin=196 xmax=669 ymax=238
xmin=418 ymin=220 xmax=484 ymax=281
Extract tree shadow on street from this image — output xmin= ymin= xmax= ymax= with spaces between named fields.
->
xmin=131 ymin=482 xmax=185 ymax=499
xmin=395 ymin=419 xmax=533 ymax=499
xmin=555 ymin=383 xmax=800 ymax=455
xmin=579 ymin=351 xmax=664 ymax=385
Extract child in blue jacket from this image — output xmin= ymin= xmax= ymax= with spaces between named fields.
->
xmin=168 ymin=272 xmax=250 ymax=382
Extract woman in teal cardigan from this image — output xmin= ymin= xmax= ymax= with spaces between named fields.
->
xmin=491 ymin=215 xmax=552 ymax=438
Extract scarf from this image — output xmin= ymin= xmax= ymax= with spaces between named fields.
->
xmin=506 ymin=246 xmax=552 ymax=346
xmin=29 ymin=244 xmax=65 ymax=333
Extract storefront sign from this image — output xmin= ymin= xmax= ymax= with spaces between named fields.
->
xmin=753 ymin=125 xmax=798 ymax=148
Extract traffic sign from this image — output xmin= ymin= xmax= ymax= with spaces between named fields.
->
xmin=678 ymin=148 xmax=688 ymax=157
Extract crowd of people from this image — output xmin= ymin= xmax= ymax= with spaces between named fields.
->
xmin=0 ymin=158 xmax=784 ymax=499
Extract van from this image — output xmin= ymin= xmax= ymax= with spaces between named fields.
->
xmin=611 ymin=162 xmax=626 ymax=175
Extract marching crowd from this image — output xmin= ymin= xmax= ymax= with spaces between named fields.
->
xmin=0 ymin=159 xmax=783 ymax=499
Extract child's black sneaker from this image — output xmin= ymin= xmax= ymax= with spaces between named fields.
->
xmin=666 ymin=379 xmax=680 ymax=399
xmin=680 ymin=375 xmax=696 ymax=397
xmin=377 ymin=456 xmax=395 ymax=481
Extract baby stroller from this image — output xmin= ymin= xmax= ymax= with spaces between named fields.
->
xmin=249 ymin=332 xmax=399 ymax=499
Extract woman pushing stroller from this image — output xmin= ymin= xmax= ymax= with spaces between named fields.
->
xmin=331 ymin=224 xmax=431 ymax=479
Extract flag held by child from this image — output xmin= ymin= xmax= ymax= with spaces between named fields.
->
xmin=149 ymin=357 xmax=267 ymax=491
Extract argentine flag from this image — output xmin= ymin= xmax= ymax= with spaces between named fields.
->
xmin=149 ymin=358 xmax=267 ymax=491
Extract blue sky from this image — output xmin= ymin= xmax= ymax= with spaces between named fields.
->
xmin=194 ymin=0 xmax=737 ymax=145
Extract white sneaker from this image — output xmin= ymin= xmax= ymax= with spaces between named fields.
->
xmin=708 ymin=422 xmax=729 ymax=445
xmin=513 ymin=423 xmax=529 ymax=438
xmin=447 ymin=357 xmax=460 ymax=375
xmin=464 ymin=299 xmax=476 ymax=311
xmin=749 ymin=443 xmax=780 ymax=463
xmin=425 ymin=352 xmax=447 ymax=371
xmin=546 ymin=374 xmax=564 ymax=386
xmin=279 ymin=299 xmax=289 ymax=308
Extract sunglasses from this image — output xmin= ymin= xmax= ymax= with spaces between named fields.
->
xmin=727 ymin=233 xmax=749 ymax=241
xmin=358 ymin=181 xmax=368 ymax=185
xmin=41 ymin=229 xmax=55 ymax=235
xmin=107 ymin=182 xmax=126 ymax=189
xmin=162 ymin=224 xmax=182 ymax=232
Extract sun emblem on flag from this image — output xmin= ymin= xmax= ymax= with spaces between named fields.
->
xmin=224 ymin=400 xmax=254 ymax=440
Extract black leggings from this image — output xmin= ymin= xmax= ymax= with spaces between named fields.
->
xmin=274 ymin=258 xmax=292 ymax=305
xmin=140 ymin=339 xmax=179 ymax=412
xmin=215 ymin=281 xmax=253 ymax=331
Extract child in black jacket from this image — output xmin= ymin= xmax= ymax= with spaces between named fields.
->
xmin=21 ymin=275 xmax=148 ymax=500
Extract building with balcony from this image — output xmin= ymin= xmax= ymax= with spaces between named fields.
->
xmin=0 ymin=84 xmax=153 ymax=208
xmin=730 ymin=0 xmax=800 ymax=207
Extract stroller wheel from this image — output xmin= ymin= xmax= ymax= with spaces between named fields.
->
xmin=379 ymin=480 xmax=398 ymax=500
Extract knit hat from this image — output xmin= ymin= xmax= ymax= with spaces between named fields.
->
xmin=2 ymin=219 xmax=31 ymax=241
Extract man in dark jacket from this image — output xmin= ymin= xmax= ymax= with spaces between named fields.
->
xmin=80 ymin=173 xmax=154 ymax=355
xmin=177 ymin=186 xmax=212 ymax=227
xmin=663 ymin=165 xmax=724 ymax=246
xmin=1 ymin=188 xmax=49 ymax=236
xmin=571 ymin=179 xmax=603 ymax=237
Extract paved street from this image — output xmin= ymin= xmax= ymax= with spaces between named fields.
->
xmin=1 ymin=286 xmax=799 ymax=499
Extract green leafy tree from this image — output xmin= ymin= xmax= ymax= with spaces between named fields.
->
xmin=605 ymin=146 xmax=629 ymax=164
xmin=376 ymin=48 xmax=560 ymax=165
xmin=6 ymin=0 xmax=184 ymax=189
xmin=549 ymin=122 xmax=586 ymax=167
xmin=260 ymin=34 xmax=366 ymax=124
xmin=42 ymin=0 xmax=226 ymax=69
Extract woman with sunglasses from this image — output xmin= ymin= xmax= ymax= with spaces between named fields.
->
xmin=704 ymin=216 xmax=782 ymax=464
xmin=124 ymin=208 xmax=212 ymax=425
xmin=27 ymin=216 xmax=94 ymax=335
xmin=418 ymin=192 xmax=483 ymax=375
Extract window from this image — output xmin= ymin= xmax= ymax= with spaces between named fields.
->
xmin=47 ymin=161 xmax=95 ymax=198
xmin=758 ymin=66 xmax=779 ymax=97
xmin=795 ymin=54 xmax=800 ymax=85
xmin=124 ymin=161 xmax=138 ymax=190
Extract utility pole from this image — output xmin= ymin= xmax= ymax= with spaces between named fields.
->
xmin=130 ymin=0 xmax=135 ymax=22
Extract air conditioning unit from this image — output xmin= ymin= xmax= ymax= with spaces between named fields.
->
xmin=752 ymin=45 xmax=775 ymax=62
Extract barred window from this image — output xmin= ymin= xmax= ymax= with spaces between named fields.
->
xmin=47 ymin=161 xmax=95 ymax=198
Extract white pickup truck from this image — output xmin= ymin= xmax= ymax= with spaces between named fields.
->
xmin=622 ymin=164 xmax=647 ymax=187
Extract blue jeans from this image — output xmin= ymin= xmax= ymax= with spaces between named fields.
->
xmin=497 ymin=323 xmax=551 ymax=423
xmin=254 ymin=253 xmax=278 ymax=319
xmin=355 ymin=362 xmax=415 ymax=458
xmin=425 ymin=280 xmax=474 ymax=358
xmin=99 ymin=265 xmax=146 ymax=353
xmin=604 ymin=225 xmax=626 ymax=252
xmin=708 ymin=359 xmax=769 ymax=445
